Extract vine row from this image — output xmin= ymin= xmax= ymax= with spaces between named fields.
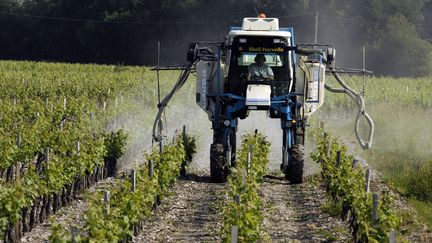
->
xmin=311 ymin=130 xmax=401 ymax=242
xmin=223 ymin=132 xmax=271 ymax=242
xmin=49 ymin=133 xmax=196 ymax=242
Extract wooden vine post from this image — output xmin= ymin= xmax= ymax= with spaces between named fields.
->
xmin=148 ymin=160 xmax=154 ymax=178
xmin=372 ymin=193 xmax=379 ymax=224
xmin=16 ymin=131 xmax=21 ymax=182
xmin=247 ymin=145 xmax=253 ymax=175
xmin=130 ymin=170 xmax=136 ymax=192
xmin=241 ymin=169 xmax=246 ymax=188
xmin=182 ymin=125 xmax=186 ymax=145
xmin=389 ymin=230 xmax=396 ymax=243
xmin=231 ymin=226 xmax=239 ymax=243
xmin=352 ymin=159 xmax=358 ymax=168
xmin=63 ymin=97 xmax=67 ymax=111
xmin=75 ymin=141 xmax=80 ymax=155
xmin=336 ymin=150 xmax=341 ymax=167
xmin=45 ymin=147 xmax=50 ymax=178
xmin=71 ymin=226 xmax=78 ymax=243
xmin=365 ymin=168 xmax=371 ymax=193
xmin=234 ymin=195 xmax=241 ymax=205
xmin=103 ymin=190 xmax=110 ymax=215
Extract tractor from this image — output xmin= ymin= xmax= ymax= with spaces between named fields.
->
xmin=153 ymin=16 xmax=374 ymax=183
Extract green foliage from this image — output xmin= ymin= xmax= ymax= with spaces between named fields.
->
xmin=369 ymin=14 xmax=432 ymax=77
xmin=103 ymin=129 xmax=128 ymax=176
xmin=311 ymin=130 xmax=401 ymax=242
xmin=406 ymin=161 xmax=432 ymax=201
xmin=48 ymin=221 xmax=70 ymax=243
xmin=104 ymin=130 xmax=128 ymax=162
xmin=50 ymin=135 xmax=194 ymax=242
xmin=149 ymin=138 xmax=186 ymax=200
xmin=181 ymin=133 xmax=197 ymax=163
xmin=322 ymin=76 xmax=432 ymax=112
xmin=315 ymin=73 xmax=432 ymax=229
xmin=0 ymin=60 xmax=192 ymax=240
xmin=223 ymin=132 xmax=270 ymax=242
xmin=321 ymin=197 xmax=343 ymax=217
xmin=0 ymin=60 xmax=159 ymax=239
xmin=83 ymin=175 xmax=155 ymax=242
xmin=317 ymin=75 xmax=432 ymax=203
xmin=408 ymin=199 xmax=432 ymax=228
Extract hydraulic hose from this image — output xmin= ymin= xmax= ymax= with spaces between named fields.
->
xmin=152 ymin=61 xmax=197 ymax=142
xmin=326 ymin=67 xmax=374 ymax=149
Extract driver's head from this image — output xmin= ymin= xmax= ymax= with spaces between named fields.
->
xmin=254 ymin=53 xmax=266 ymax=66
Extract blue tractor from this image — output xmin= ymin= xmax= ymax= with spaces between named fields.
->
xmin=153 ymin=16 xmax=374 ymax=183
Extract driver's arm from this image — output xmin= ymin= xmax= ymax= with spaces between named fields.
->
xmin=264 ymin=66 xmax=274 ymax=81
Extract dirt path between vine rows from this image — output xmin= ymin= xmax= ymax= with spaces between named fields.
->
xmin=133 ymin=166 xmax=352 ymax=243
xmin=134 ymin=169 xmax=225 ymax=242
xmin=260 ymin=173 xmax=351 ymax=242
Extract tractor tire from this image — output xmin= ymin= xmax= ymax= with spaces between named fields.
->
xmin=210 ymin=143 xmax=227 ymax=183
xmin=229 ymin=129 xmax=237 ymax=167
xmin=285 ymin=144 xmax=304 ymax=184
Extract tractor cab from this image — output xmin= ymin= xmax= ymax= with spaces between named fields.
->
xmin=226 ymin=36 xmax=293 ymax=97
xmin=225 ymin=18 xmax=296 ymax=110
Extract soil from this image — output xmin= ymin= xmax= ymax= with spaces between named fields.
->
xmin=133 ymin=166 xmax=352 ymax=243
xmin=260 ymin=173 xmax=351 ymax=242
xmin=133 ymin=169 xmax=225 ymax=242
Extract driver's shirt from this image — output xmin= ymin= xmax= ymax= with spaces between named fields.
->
xmin=248 ymin=63 xmax=274 ymax=81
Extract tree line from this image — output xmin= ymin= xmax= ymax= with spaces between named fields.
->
xmin=0 ymin=0 xmax=431 ymax=77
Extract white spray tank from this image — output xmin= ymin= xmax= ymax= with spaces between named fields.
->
xmin=295 ymin=56 xmax=326 ymax=118
xmin=195 ymin=60 xmax=226 ymax=120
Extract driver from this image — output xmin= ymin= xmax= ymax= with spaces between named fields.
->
xmin=247 ymin=53 xmax=274 ymax=81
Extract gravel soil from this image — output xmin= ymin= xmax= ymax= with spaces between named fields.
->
xmin=134 ymin=166 xmax=352 ymax=243
xmin=133 ymin=169 xmax=225 ymax=242
xmin=260 ymin=173 xmax=351 ymax=242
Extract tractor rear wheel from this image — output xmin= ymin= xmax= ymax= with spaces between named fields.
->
xmin=210 ymin=143 xmax=227 ymax=182
xmin=228 ymin=129 xmax=237 ymax=167
xmin=285 ymin=144 xmax=304 ymax=184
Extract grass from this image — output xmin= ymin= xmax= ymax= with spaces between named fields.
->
xmin=321 ymin=197 xmax=342 ymax=217
xmin=409 ymin=199 xmax=432 ymax=228
xmin=323 ymin=75 xmax=432 ymax=109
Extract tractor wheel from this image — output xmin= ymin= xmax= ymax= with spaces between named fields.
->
xmin=285 ymin=144 xmax=304 ymax=184
xmin=210 ymin=143 xmax=227 ymax=183
xmin=229 ymin=129 xmax=237 ymax=167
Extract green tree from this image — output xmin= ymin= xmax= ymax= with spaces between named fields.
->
xmin=0 ymin=0 xmax=431 ymax=76
xmin=369 ymin=14 xmax=432 ymax=76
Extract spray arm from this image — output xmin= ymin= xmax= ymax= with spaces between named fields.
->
xmin=325 ymin=68 xmax=375 ymax=149
xmin=152 ymin=61 xmax=197 ymax=142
